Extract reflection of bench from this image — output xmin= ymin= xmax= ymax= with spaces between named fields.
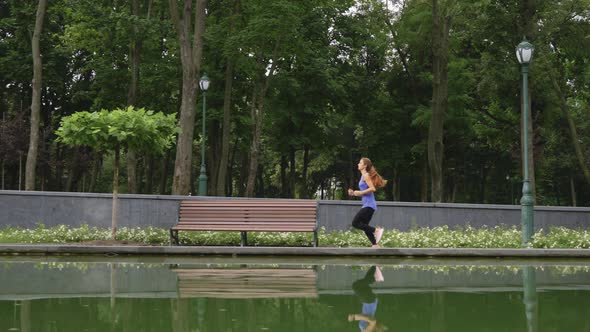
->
xmin=173 ymin=268 xmax=318 ymax=298
xmin=169 ymin=199 xmax=319 ymax=246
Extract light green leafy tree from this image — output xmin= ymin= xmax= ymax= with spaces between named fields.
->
xmin=55 ymin=106 xmax=178 ymax=239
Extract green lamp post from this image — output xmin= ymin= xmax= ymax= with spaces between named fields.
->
xmin=516 ymin=38 xmax=535 ymax=245
xmin=198 ymin=73 xmax=210 ymax=196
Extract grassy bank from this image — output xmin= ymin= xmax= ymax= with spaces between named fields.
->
xmin=1 ymin=224 xmax=590 ymax=248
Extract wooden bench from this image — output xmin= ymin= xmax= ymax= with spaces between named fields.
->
xmin=169 ymin=199 xmax=319 ymax=246
xmin=172 ymin=267 xmax=318 ymax=299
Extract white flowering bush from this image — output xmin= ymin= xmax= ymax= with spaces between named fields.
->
xmin=532 ymin=227 xmax=590 ymax=249
xmin=114 ymin=226 xmax=169 ymax=244
xmin=0 ymin=224 xmax=111 ymax=243
xmin=378 ymin=225 xmax=522 ymax=248
xmin=1 ymin=224 xmax=590 ymax=248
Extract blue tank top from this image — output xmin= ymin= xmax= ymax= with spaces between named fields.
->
xmin=359 ymin=176 xmax=377 ymax=211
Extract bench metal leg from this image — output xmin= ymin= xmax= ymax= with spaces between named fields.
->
xmin=170 ymin=229 xmax=179 ymax=246
xmin=313 ymin=230 xmax=318 ymax=247
xmin=240 ymin=231 xmax=248 ymax=247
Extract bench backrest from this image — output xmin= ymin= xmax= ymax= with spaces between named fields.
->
xmin=176 ymin=199 xmax=318 ymax=232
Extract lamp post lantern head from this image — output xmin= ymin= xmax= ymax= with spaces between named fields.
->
xmin=199 ymin=73 xmax=210 ymax=91
xmin=516 ymin=38 xmax=534 ymax=64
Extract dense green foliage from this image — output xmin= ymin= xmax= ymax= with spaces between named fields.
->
xmin=55 ymin=106 xmax=177 ymax=154
xmin=1 ymin=0 xmax=590 ymax=205
xmin=2 ymin=224 xmax=590 ymax=248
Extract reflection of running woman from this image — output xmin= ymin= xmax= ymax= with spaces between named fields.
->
xmin=348 ymin=266 xmax=386 ymax=332
xmin=348 ymin=158 xmax=387 ymax=248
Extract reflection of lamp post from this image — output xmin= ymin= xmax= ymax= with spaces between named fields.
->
xmin=516 ymin=38 xmax=535 ymax=245
xmin=522 ymin=266 xmax=538 ymax=332
xmin=198 ymin=73 xmax=210 ymax=196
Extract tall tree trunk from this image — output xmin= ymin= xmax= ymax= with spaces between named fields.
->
xmin=245 ymin=91 xmax=264 ymax=197
xmin=145 ymin=155 xmax=154 ymax=194
xmin=216 ymin=60 xmax=233 ymax=196
xmin=128 ymin=0 xmax=141 ymax=107
xmin=25 ymin=0 xmax=48 ymax=191
xmin=256 ymin=164 xmax=264 ymax=197
xmin=137 ymin=156 xmax=145 ymax=193
xmin=421 ymin=160 xmax=428 ymax=202
xmin=227 ymin=137 xmax=238 ymax=196
xmin=245 ymin=44 xmax=280 ymax=197
xmin=550 ymin=72 xmax=590 ymax=186
xmin=395 ymin=177 xmax=400 ymax=201
xmin=1 ymin=159 xmax=4 ymax=190
xmin=19 ymin=152 xmax=23 ymax=190
xmin=112 ymin=146 xmax=120 ymax=240
xmin=207 ymin=119 xmax=221 ymax=195
xmin=89 ymin=153 xmax=101 ymax=193
xmin=238 ymin=152 xmax=249 ymax=197
xmin=280 ymin=154 xmax=288 ymax=198
xmin=428 ymin=0 xmax=451 ymax=202
xmin=159 ymin=149 xmax=171 ymax=194
xmin=479 ymin=164 xmax=487 ymax=203
xmin=170 ymin=0 xmax=207 ymax=195
xmin=570 ymin=176 xmax=577 ymax=207
xmin=394 ymin=169 xmax=400 ymax=201
xmin=289 ymin=146 xmax=296 ymax=198
xmin=301 ymin=144 xmax=310 ymax=198
xmin=126 ymin=0 xmax=142 ymax=194
xmin=65 ymin=149 xmax=79 ymax=192
xmin=127 ymin=149 xmax=138 ymax=194
xmin=347 ymin=150 xmax=354 ymax=197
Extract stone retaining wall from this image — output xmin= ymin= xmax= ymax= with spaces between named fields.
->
xmin=1 ymin=190 xmax=589 ymax=231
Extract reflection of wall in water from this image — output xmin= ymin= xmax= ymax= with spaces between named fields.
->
xmin=317 ymin=265 xmax=590 ymax=294
xmin=0 ymin=262 xmax=177 ymax=300
xmin=1 ymin=262 xmax=590 ymax=300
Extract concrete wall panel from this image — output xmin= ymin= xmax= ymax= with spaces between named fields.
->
xmin=1 ymin=190 xmax=589 ymax=231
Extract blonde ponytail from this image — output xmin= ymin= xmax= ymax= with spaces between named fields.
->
xmin=361 ymin=157 xmax=387 ymax=189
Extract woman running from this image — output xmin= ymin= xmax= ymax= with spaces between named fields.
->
xmin=348 ymin=157 xmax=387 ymax=248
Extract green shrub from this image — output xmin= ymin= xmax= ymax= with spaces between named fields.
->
xmin=1 ymin=224 xmax=590 ymax=248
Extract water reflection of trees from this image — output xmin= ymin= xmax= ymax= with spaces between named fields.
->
xmin=2 ymin=283 xmax=590 ymax=331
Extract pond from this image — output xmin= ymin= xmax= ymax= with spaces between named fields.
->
xmin=0 ymin=256 xmax=589 ymax=331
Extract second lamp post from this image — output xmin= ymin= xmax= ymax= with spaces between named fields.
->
xmin=198 ymin=73 xmax=210 ymax=196
xmin=515 ymin=38 xmax=535 ymax=245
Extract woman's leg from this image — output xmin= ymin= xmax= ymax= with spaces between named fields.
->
xmin=352 ymin=207 xmax=376 ymax=244
xmin=352 ymin=266 xmax=377 ymax=303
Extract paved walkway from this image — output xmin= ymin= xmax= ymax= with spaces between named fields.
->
xmin=1 ymin=244 xmax=590 ymax=257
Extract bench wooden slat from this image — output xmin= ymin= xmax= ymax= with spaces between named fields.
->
xmin=176 ymin=223 xmax=315 ymax=227
xmin=177 ymin=218 xmax=315 ymax=223
xmin=180 ymin=203 xmax=316 ymax=207
xmin=179 ymin=215 xmax=316 ymax=219
xmin=172 ymin=226 xmax=315 ymax=231
xmin=170 ymin=199 xmax=319 ymax=246
xmin=180 ymin=211 xmax=316 ymax=220
xmin=180 ymin=209 xmax=316 ymax=213
xmin=175 ymin=225 xmax=315 ymax=229
xmin=180 ymin=210 xmax=316 ymax=215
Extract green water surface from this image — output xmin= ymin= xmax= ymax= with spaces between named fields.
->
xmin=1 ymin=258 xmax=589 ymax=331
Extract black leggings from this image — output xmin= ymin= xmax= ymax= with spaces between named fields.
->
xmin=352 ymin=207 xmax=376 ymax=245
